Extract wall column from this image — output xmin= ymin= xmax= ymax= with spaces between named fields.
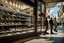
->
xmin=34 ymin=0 xmax=38 ymax=34
xmin=44 ymin=4 xmax=46 ymax=18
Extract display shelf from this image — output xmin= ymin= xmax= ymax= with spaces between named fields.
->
xmin=0 ymin=5 xmax=33 ymax=16
xmin=0 ymin=24 xmax=29 ymax=26
xmin=0 ymin=28 xmax=34 ymax=37
xmin=0 ymin=4 xmax=34 ymax=38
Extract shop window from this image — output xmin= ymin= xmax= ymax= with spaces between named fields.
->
xmin=38 ymin=1 xmax=41 ymax=11
xmin=42 ymin=4 xmax=44 ymax=13
xmin=38 ymin=1 xmax=44 ymax=13
xmin=37 ymin=11 xmax=42 ymax=32
xmin=37 ymin=1 xmax=44 ymax=32
xmin=0 ymin=1 xmax=34 ymax=37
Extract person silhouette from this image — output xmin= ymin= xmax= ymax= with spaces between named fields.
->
xmin=49 ymin=18 xmax=54 ymax=34
xmin=54 ymin=18 xmax=57 ymax=32
xmin=43 ymin=17 xmax=49 ymax=35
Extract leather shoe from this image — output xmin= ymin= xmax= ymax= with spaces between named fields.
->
xmin=46 ymin=32 xmax=49 ymax=34
xmin=51 ymin=33 xmax=54 ymax=34
xmin=54 ymin=29 xmax=57 ymax=32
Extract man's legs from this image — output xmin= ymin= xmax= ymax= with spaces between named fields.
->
xmin=51 ymin=25 xmax=54 ymax=34
xmin=43 ymin=25 xmax=49 ymax=35
xmin=54 ymin=25 xmax=57 ymax=32
xmin=45 ymin=26 xmax=48 ymax=33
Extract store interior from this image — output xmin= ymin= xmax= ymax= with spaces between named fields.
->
xmin=0 ymin=0 xmax=34 ymax=37
xmin=0 ymin=0 xmax=44 ymax=38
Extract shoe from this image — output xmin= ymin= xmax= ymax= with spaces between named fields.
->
xmin=43 ymin=32 xmax=49 ymax=35
xmin=54 ymin=29 xmax=57 ymax=32
xmin=43 ymin=33 xmax=46 ymax=35
xmin=51 ymin=33 xmax=54 ymax=34
xmin=46 ymin=32 xmax=49 ymax=34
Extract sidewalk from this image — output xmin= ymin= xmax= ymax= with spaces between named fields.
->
xmin=25 ymin=25 xmax=64 ymax=43
xmin=13 ymin=25 xmax=64 ymax=43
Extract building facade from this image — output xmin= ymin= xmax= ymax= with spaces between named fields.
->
xmin=58 ymin=2 xmax=64 ymax=23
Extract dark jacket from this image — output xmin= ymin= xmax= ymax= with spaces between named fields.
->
xmin=49 ymin=19 xmax=53 ymax=25
xmin=44 ymin=19 xmax=48 ymax=26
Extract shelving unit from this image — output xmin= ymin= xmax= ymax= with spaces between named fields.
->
xmin=0 ymin=5 xmax=34 ymax=37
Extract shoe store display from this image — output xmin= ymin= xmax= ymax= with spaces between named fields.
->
xmin=0 ymin=5 xmax=34 ymax=37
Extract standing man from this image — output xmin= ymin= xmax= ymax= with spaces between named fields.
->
xmin=54 ymin=18 xmax=57 ymax=32
xmin=43 ymin=17 xmax=49 ymax=35
xmin=49 ymin=18 xmax=54 ymax=34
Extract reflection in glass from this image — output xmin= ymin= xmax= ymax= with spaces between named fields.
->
xmin=5 ymin=0 xmax=8 ymax=3
xmin=9 ymin=2 xmax=12 ymax=5
xmin=13 ymin=3 xmax=15 ymax=6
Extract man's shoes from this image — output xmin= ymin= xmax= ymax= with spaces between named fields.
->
xmin=51 ymin=33 xmax=54 ymax=34
xmin=46 ymin=32 xmax=49 ymax=34
xmin=43 ymin=33 xmax=46 ymax=35
xmin=54 ymin=29 xmax=57 ymax=32
xmin=43 ymin=32 xmax=49 ymax=35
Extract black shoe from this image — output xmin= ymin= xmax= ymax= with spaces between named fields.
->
xmin=43 ymin=33 xmax=46 ymax=35
xmin=46 ymin=32 xmax=49 ymax=34
xmin=54 ymin=29 xmax=57 ymax=32
xmin=51 ymin=33 xmax=54 ymax=34
xmin=43 ymin=32 xmax=49 ymax=35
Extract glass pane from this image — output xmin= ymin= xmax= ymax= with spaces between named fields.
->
xmin=42 ymin=4 xmax=44 ymax=13
xmin=0 ymin=1 xmax=34 ymax=37
xmin=37 ymin=1 xmax=44 ymax=32
xmin=37 ymin=11 xmax=42 ymax=32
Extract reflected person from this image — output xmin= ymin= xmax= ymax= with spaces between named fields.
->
xmin=49 ymin=18 xmax=54 ymax=34
xmin=43 ymin=17 xmax=49 ymax=35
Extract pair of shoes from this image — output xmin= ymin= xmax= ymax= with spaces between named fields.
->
xmin=54 ymin=29 xmax=57 ymax=32
xmin=43 ymin=33 xmax=46 ymax=35
xmin=51 ymin=33 xmax=54 ymax=34
xmin=43 ymin=32 xmax=49 ymax=35
xmin=46 ymin=32 xmax=49 ymax=34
